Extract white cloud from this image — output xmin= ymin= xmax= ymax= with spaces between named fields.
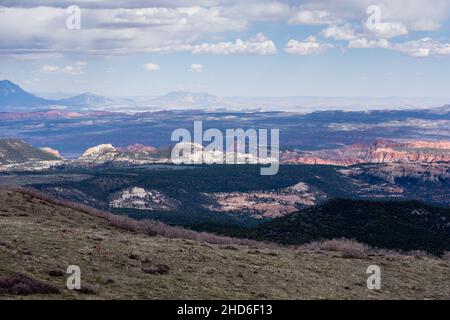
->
xmin=40 ymin=62 xmax=87 ymax=75
xmin=144 ymin=63 xmax=161 ymax=71
xmin=295 ymin=0 xmax=449 ymax=32
xmin=393 ymin=38 xmax=450 ymax=57
xmin=0 ymin=1 xmax=219 ymax=9
xmin=224 ymin=2 xmax=290 ymax=22
xmin=410 ymin=20 xmax=441 ymax=31
xmin=192 ymin=33 xmax=277 ymax=55
xmin=347 ymin=37 xmax=450 ymax=58
xmin=286 ymin=0 xmax=450 ymax=35
xmin=40 ymin=65 xmax=60 ymax=73
xmin=1 ymin=0 xmax=450 ymax=60
xmin=288 ymin=10 xmax=338 ymax=25
xmin=364 ymin=0 xmax=449 ymax=32
xmin=348 ymin=38 xmax=391 ymax=49
xmin=285 ymin=36 xmax=333 ymax=56
xmin=321 ymin=24 xmax=356 ymax=41
xmin=0 ymin=6 xmax=248 ymax=58
xmin=367 ymin=22 xmax=408 ymax=38
xmin=190 ymin=64 xmax=204 ymax=73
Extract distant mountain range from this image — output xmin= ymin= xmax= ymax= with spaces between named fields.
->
xmin=1 ymin=80 xmax=449 ymax=112
xmin=147 ymin=91 xmax=223 ymax=108
xmin=0 ymin=80 xmax=119 ymax=111
xmin=57 ymin=93 xmax=114 ymax=108
xmin=0 ymin=80 xmax=228 ymax=112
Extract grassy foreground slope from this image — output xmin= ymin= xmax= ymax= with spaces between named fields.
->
xmin=0 ymin=189 xmax=449 ymax=300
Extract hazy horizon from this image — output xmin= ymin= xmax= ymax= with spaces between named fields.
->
xmin=1 ymin=0 xmax=450 ymax=99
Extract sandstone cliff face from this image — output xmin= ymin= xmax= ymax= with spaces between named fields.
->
xmin=283 ymin=140 xmax=450 ymax=166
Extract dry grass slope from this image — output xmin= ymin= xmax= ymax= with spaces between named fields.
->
xmin=0 ymin=189 xmax=449 ymax=300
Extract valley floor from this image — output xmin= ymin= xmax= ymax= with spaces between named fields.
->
xmin=0 ymin=189 xmax=449 ymax=300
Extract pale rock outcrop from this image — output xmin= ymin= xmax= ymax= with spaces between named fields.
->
xmin=40 ymin=147 xmax=62 ymax=158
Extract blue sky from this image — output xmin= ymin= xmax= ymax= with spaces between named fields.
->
xmin=1 ymin=0 xmax=450 ymax=98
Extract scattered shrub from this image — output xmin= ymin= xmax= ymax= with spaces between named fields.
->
xmin=128 ymin=253 xmax=140 ymax=260
xmin=223 ymin=245 xmax=238 ymax=251
xmin=0 ymin=273 xmax=60 ymax=296
xmin=77 ymin=284 xmax=97 ymax=295
xmin=442 ymin=251 xmax=450 ymax=261
xmin=302 ymin=238 xmax=369 ymax=259
xmin=142 ymin=264 xmax=170 ymax=275
xmin=48 ymin=270 xmax=65 ymax=277
xmin=0 ymin=241 xmax=10 ymax=248
xmin=408 ymin=250 xmax=435 ymax=260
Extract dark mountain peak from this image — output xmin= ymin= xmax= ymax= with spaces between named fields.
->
xmin=0 ymin=80 xmax=27 ymax=96
xmin=0 ymin=80 xmax=53 ymax=109
xmin=0 ymin=79 xmax=18 ymax=86
xmin=0 ymin=79 xmax=17 ymax=86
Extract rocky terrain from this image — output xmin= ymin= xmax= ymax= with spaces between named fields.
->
xmin=341 ymin=162 xmax=450 ymax=184
xmin=0 ymin=139 xmax=277 ymax=170
xmin=76 ymin=144 xmax=169 ymax=166
xmin=43 ymin=181 xmax=323 ymax=218
xmin=204 ymin=182 xmax=327 ymax=218
xmin=340 ymin=163 xmax=450 ymax=205
xmin=76 ymin=139 xmax=450 ymax=168
xmin=1 ymin=189 xmax=449 ymax=300
xmin=110 ymin=187 xmax=181 ymax=211
xmin=282 ymin=140 xmax=450 ymax=166
xmin=0 ymin=139 xmax=448 ymax=223
xmin=3 ymin=138 xmax=448 ymax=171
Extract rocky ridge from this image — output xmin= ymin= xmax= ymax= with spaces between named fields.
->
xmin=282 ymin=140 xmax=450 ymax=166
